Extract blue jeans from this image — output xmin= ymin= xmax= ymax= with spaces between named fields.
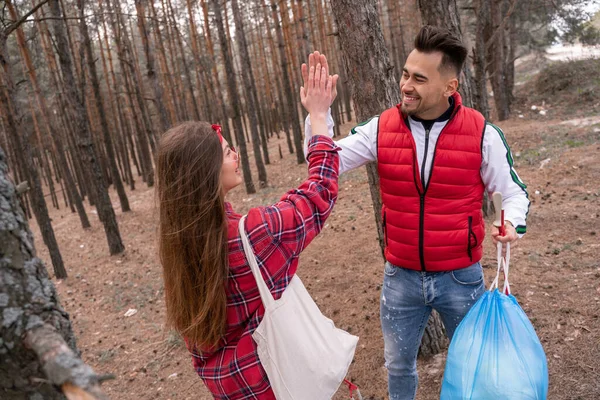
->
xmin=380 ymin=261 xmax=485 ymax=400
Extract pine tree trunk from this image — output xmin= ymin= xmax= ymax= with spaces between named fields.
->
xmin=330 ymin=0 xmax=447 ymax=358
xmin=80 ymin=0 xmax=130 ymax=213
xmin=271 ymin=0 xmax=305 ymax=164
xmin=484 ymin=0 xmax=510 ymax=121
xmin=147 ymin=0 xmax=180 ymax=125
xmin=0 ymin=144 xmax=108 ymax=399
xmin=211 ymin=0 xmax=255 ymax=194
xmin=165 ymin=0 xmax=202 ymax=121
xmin=96 ymin=28 xmax=132 ymax=189
xmin=2 ymin=2 xmax=67 ymax=279
xmin=200 ymin=0 xmax=232 ymax=143
xmin=105 ymin=0 xmax=155 ymax=186
xmin=474 ymin=0 xmax=491 ymax=120
xmin=51 ymin=0 xmax=125 ymax=255
xmin=231 ymin=0 xmax=268 ymax=187
xmin=135 ymin=0 xmax=171 ymax=133
xmin=417 ymin=0 xmax=476 ymax=109
xmin=260 ymin=0 xmax=291 ymax=147
xmin=24 ymin=0 xmax=91 ymax=229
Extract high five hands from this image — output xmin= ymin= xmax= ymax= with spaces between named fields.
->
xmin=301 ymin=51 xmax=339 ymax=112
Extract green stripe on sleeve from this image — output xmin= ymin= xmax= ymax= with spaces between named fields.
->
xmin=350 ymin=116 xmax=377 ymax=136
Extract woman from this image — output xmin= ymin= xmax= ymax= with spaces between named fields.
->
xmin=157 ymin=59 xmax=339 ymax=399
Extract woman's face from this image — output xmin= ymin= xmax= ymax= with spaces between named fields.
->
xmin=221 ymin=139 xmax=243 ymax=194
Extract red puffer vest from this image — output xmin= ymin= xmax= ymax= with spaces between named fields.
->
xmin=378 ymin=93 xmax=486 ymax=272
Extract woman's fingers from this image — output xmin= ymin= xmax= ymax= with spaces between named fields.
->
xmin=319 ymin=63 xmax=327 ymax=91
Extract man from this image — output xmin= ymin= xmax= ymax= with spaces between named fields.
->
xmin=302 ymin=26 xmax=530 ymax=400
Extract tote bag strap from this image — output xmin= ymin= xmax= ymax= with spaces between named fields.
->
xmin=238 ymin=215 xmax=275 ymax=307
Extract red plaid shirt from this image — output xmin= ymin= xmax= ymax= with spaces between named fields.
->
xmin=187 ymin=136 xmax=340 ymax=399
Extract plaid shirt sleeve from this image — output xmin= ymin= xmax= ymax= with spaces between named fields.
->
xmin=244 ymin=135 xmax=340 ymax=280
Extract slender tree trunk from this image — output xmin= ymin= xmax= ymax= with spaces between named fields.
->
xmin=271 ymin=0 xmax=304 ymax=164
xmin=330 ymin=0 xmax=447 ymax=357
xmin=474 ymin=0 xmax=491 ymax=120
xmin=417 ymin=0 xmax=476 ymax=109
xmin=97 ymin=28 xmax=130 ymax=187
xmin=2 ymin=2 xmax=67 ymax=279
xmin=165 ymin=0 xmax=202 ymax=121
xmin=506 ymin=8 xmax=517 ymax=110
xmin=51 ymin=0 xmax=125 ymax=255
xmin=231 ymin=0 xmax=268 ymax=187
xmin=79 ymin=0 xmax=130 ymax=212
xmin=260 ymin=0 xmax=289 ymax=144
xmin=97 ymin=9 xmax=136 ymax=191
xmin=148 ymin=0 xmax=180 ymax=124
xmin=135 ymin=0 xmax=171 ymax=133
xmin=25 ymin=0 xmax=91 ymax=229
xmin=484 ymin=0 xmax=510 ymax=120
xmin=211 ymin=0 xmax=255 ymax=194
xmin=200 ymin=0 xmax=232 ymax=143
xmin=105 ymin=0 xmax=155 ymax=186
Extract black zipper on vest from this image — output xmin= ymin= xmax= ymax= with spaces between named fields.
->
xmin=418 ymin=129 xmax=431 ymax=271
xmin=417 ymin=106 xmax=461 ymax=272
xmin=421 ymin=129 xmax=430 ymax=188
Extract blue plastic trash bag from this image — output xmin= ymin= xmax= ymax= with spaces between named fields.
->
xmin=440 ymin=244 xmax=548 ymax=400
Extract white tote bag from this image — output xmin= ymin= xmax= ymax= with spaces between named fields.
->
xmin=238 ymin=216 xmax=359 ymax=400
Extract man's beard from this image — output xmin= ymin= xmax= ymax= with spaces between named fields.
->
xmin=401 ymin=103 xmax=418 ymax=116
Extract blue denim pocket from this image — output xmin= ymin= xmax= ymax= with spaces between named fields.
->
xmin=384 ymin=262 xmax=399 ymax=277
xmin=451 ymin=263 xmax=484 ymax=285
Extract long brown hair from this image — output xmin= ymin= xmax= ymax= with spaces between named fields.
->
xmin=156 ymin=121 xmax=229 ymax=348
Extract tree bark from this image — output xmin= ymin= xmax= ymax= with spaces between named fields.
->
xmin=484 ymin=0 xmax=510 ymax=120
xmin=271 ymin=0 xmax=304 ymax=164
xmin=79 ymin=0 xmax=130 ymax=213
xmin=51 ymin=0 xmax=125 ymax=255
xmin=0 ymin=144 xmax=108 ymax=399
xmin=24 ymin=0 xmax=92 ymax=229
xmin=1 ymin=2 xmax=67 ymax=279
xmin=417 ymin=0 xmax=476 ymax=109
xmin=231 ymin=0 xmax=268 ymax=187
xmin=200 ymin=0 xmax=232 ymax=143
xmin=330 ymin=0 xmax=446 ymax=358
xmin=104 ymin=0 xmax=155 ymax=187
xmin=211 ymin=0 xmax=255 ymax=194
xmin=165 ymin=0 xmax=202 ymax=121
xmin=135 ymin=0 xmax=171 ymax=133
xmin=473 ymin=0 xmax=491 ymax=120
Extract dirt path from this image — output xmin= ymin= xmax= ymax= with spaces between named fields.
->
xmin=30 ymin=114 xmax=600 ymax=399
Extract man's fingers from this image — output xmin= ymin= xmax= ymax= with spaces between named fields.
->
xmin=331 ymin=74 xmax=339 ymax=88
xmin=308 ymin=65 xmax=315 ymax=90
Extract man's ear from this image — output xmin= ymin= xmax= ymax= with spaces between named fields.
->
xmin=444 ymin=77 xmax=459 ymax=98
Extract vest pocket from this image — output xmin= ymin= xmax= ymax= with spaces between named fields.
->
xmin=467 ymin=216 xmax=478 ymax=261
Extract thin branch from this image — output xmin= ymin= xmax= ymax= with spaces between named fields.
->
xmin=4 ymin=0 xmax=50 ymax=36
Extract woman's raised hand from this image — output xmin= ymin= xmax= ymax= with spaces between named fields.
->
xmin=300 ymin=52 xmax=338 ymax=120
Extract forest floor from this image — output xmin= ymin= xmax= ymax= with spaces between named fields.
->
xmin=31 ymin=64 xmax=600 ymax=399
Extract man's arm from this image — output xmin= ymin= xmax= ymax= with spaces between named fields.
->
xmin=481 ymin=123 xmax=530 ymax=244
xmin=303 ymin=112 xmax=379 ymax=174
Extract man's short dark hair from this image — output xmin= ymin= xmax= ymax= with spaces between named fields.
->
xmin=414 ymin=25 xmax=467 ymax=77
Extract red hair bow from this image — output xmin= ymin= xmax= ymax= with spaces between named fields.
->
xmin=212 ymin=124 xmax=223 ymax=144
